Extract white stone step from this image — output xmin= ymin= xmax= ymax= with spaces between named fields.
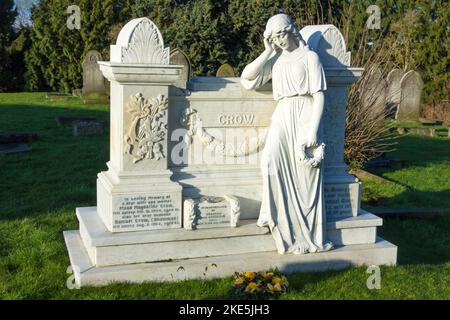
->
xmin=77 ymin=207 xmax=275 ymax=267
xmin=64 ymin=230 xmax=397 ymax=287
xmin=327 ymin=209 xmax=382 ymax=246
xmin=76 ymin=207 xmax=383 ymax=267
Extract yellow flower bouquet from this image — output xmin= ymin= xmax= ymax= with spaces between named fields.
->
xmin=232 ymin=270 xmax=289 ymax=299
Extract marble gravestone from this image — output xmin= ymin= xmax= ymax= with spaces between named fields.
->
xmin=82 ymin=50 xmax=109 ymax=104
xmin=64 ymin=18 xmax=397 ymax=287
xmin=396 ymin=70 xmax=424 ymax=121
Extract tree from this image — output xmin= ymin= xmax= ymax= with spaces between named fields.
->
xmin=25 ymin=0 xmax=132 ymax=92
xmin=0 ymin=0 xmax=18 ymax=91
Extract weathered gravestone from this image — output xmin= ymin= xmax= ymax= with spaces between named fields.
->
xmin=396 ymin=70 xmax=423 ymax=121
xmin=47 ymin=92 xmax=69 ymax=102
xmin=216 ymin=63 xmax=236 ymax=77
xmin=407 ymin=127 xmax=435 ymax=137
xmin=63 ymin=19 xmax=396 ymax=287
xmin=82 ymin=50 xmax=108 ymax=104
xmin=170 ymin=48 xmax=192 ymax=89
xmin=72 ymin=121 xmax=104 ymax=136
xmin=362 ymin=65 xmax=387 ymax=119
xmin=385 ymin=68 xmax=404 ymax=118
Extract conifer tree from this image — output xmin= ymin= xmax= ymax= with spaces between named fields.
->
xmin=0 ymin=0 xmax=18 ymax=91
xmin=25 ymin=0 xmax=132 ymax=92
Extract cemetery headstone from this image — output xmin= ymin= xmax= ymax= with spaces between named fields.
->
xmin=170 ymin=48 xmax=192 ymax=89
xmin=363 ymin=65 xmax=387 ymax=119
xmin=72 ymin=121 xmax=104 ymax=136
xmin=47 ymin=92 xmax=69 ymax=102
xmin=0 ymin=133 xmax=37 ymax=144
xmin=408 ymin=127 xmax=435 ymax=137
xmin=55 ymin=116 xmax=97 ymax=127
xmin=63 ymin=18 xmax=397 ymax=287
xmin=216 ymin=63 xmax=236 ymax=77
xmin=385 ymin=68 xmax=404 ymax=118
xmin=82 ymin=50 xmax=108 ymax=104
xmin=0 ymin=144 xmax=32 ymax=154
xmin=396 ymin=70 xmax=423 ymax=121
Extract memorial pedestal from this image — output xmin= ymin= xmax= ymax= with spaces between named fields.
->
xmin=65 ymin=207 xmax=396 ymax=286
xmin=63 ymin=18 xmax=398 ymax=287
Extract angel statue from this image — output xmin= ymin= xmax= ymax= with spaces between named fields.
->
xmin=241 ymin=14 xmax=333 ymax=255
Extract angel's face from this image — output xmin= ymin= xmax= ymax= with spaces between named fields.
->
xmin=271 ymin=30 xmax=297 ymax=52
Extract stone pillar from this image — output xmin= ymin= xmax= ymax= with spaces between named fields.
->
xmin=301 ymin=25 xmax=363 ymax=218
xmin=97 ymin=18 xmax=183 ymax=232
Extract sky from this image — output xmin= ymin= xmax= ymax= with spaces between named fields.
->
xmin=13 ymin=0 xmax=40 ymax=28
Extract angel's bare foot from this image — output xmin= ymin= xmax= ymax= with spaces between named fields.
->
xmin=318 ymin=242 xmax=333 ymax=252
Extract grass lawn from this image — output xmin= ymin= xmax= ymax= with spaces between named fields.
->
xmin=1 ymin=93 xmax=449 ymax=299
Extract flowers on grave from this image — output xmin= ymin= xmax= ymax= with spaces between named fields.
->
xmin=232 ymin=270 xmax=289 ymax=299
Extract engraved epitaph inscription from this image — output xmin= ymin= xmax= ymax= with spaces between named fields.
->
xmin=183 ymin=196 xmax=241 ymax=229
xmin=197 ymin=198 xmax=230 ymax=228
xmin=324 ymin=183 xmax=360 ymax=218
xmin=112 ymin=193 xmax=181 ymax=232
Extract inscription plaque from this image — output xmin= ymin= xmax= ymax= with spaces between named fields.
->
xmin=183 ymin=195 xmax=240 ymax=230
xmin=324 ymin=183 xmax=360 ymax=219
xmin=112 ymin=193 xmax=181 ymax=232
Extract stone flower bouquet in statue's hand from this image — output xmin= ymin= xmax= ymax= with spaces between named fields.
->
xmin=232 ymin=270 xmax=289 ymax=299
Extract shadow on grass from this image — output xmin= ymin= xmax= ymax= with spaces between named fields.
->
xmin=0 ymin=102 xmax=109 ymax=221
xmin=380 ymin=215 xmax=450 ymax=265
xmin=368 ymin=135 xmax=450 ymax=174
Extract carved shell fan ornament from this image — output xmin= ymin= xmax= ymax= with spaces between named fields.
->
xmin=121 ymin=19 xmax=169 ymax=64
xmin=124 ymin=93 xmax=168 ymax=163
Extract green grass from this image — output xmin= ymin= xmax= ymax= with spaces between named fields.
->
xmin=361 ymin=135 xmax=450 ymax=210
xmin=387 ymin=119 xmax=450 ymax=137
xmin=1 ymin=93 xmax=450 ymax=299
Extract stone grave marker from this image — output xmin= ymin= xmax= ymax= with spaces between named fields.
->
xmin=63 ymin=18 xmax=397 ymax=287
xmin=82 ymin=50 xmax=108 ymax=104
xmin=72 ymin=121 xmax=104 ymax=136
xmin=47 ymin=92 xmax=69 ymax=102
xmin=170 ymin=48 xmax=192 ymax=89
xmin=385 ymin=68 xmax=404 ymax=118
xmin=363 ymin=65 xmax=387 ymax=118
xmin=396 ymin=70 xmax=423 ymax=121
xmin=408 ymin=127 xmax=435 ymax=137
xmin=216 ymin=63 xmax=236 ymax=77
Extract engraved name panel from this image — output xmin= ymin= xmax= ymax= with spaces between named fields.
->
xmin=112 ymin=193 xmax=181 ymax=232
xmin=324 ymin=183 xmax=360 ymax=219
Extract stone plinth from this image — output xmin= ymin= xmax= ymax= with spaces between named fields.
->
xmin=95 ymin=18 xmax=183 ymax=232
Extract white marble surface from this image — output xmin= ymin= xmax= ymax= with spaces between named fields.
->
xmin=77 ymin=207 xmax=269 ymax=247
xmin=76 ymin=206 xmax=382 ymax=267
xmin=96 ymin=18 xmax=183 ymax=232
xmin=63 ymin=16 xmax=397 ymax=285
xmin=65 ymin=230 xmax=397 ymax=286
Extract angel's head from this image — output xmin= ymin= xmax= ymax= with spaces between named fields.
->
xmin=263 ymin=14 xmax=305 ymax=52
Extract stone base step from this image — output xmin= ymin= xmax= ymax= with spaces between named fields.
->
xmin=64 ymin=230 xmax=397 ymax=287
xmin=76 ymin=207 xmax=383 ymax=267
